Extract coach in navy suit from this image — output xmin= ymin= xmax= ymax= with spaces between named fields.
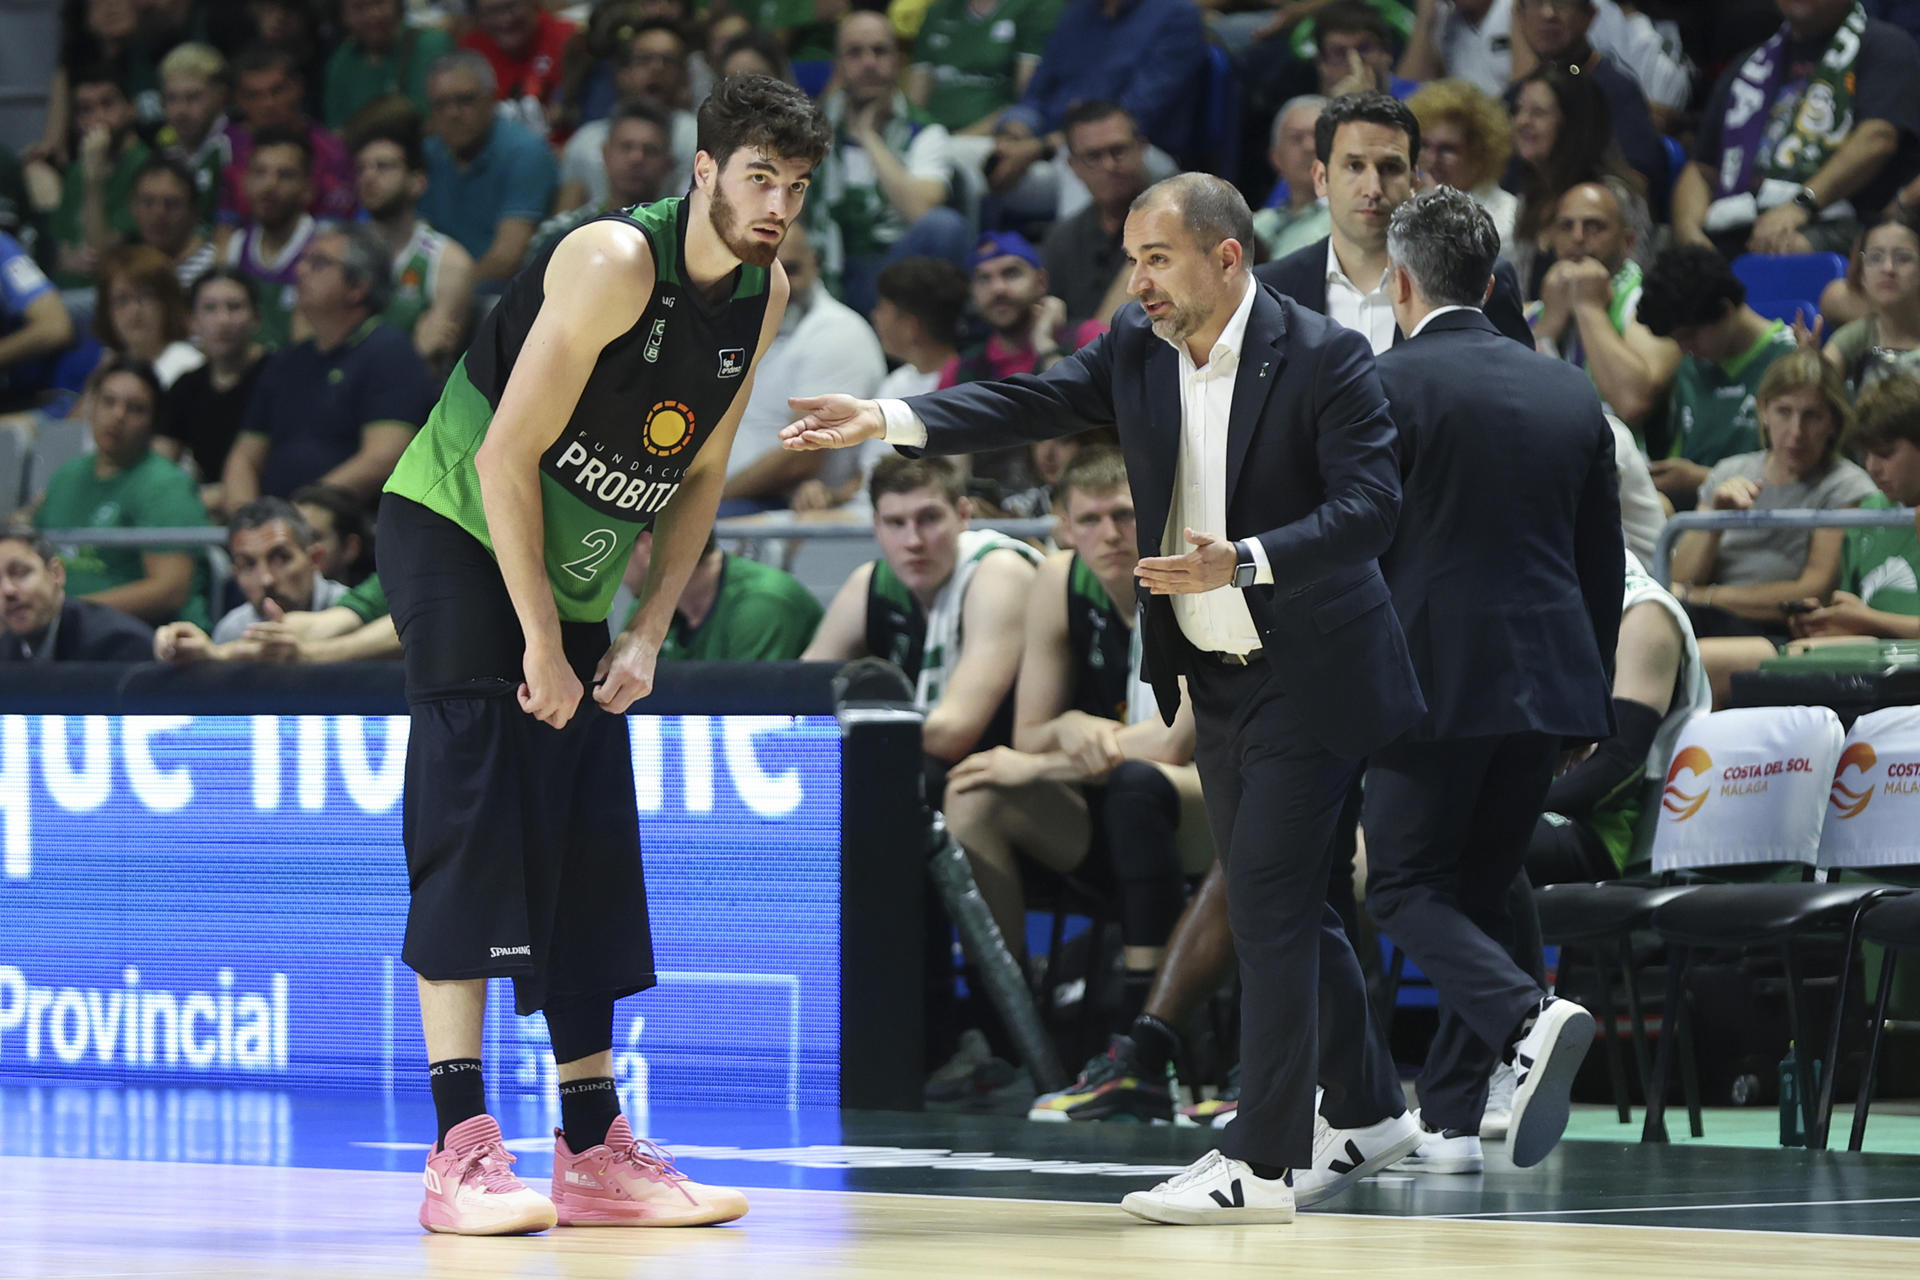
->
xmin=1360 ymin=186 xmax=1622 ymax=1169
xmin=784 ymin=173 xmax=1421 ymax=1225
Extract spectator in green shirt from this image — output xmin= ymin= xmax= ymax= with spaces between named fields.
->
xmin=1792 ymin=372 xmax=1920 ymax=641
xmin=907 ymin=0 xmax=1059 ymax=135
xmin=325 ymin=0 xmax=455 ymax=129
xmin=31 ymin=355 xmax=210 ymax=627
xmin=1637 ymin=244 xmax=1802 ymax=511
xmin=50 ymin=64 xmax=153 ymax=287
xmin=619 ymin=530 xmax=823 ymax=660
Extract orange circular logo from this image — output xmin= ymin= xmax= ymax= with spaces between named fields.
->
xmin=643 ymin=400 xmax=696 ymax=457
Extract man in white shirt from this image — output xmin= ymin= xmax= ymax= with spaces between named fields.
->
xmin=794 ymin=256 xmax=970 ymax=513
xmin=555 ymin=20 xmax=698 ymax=212
xmin=781 ymin=172 xmax=1426 ymax=1228
xmin=152 ymin=496 xmax=351 ymax=661
xmin=809 ymin=11 xmax=971 ymax=316
xmin=1402 ymin=0 xmax=1516 ymax=99
xmin=721 ymin=222 xmax=885 ymax=514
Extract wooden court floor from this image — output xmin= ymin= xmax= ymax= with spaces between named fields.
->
xmin=5 ymin=1154 xmax=1920 ymax=1280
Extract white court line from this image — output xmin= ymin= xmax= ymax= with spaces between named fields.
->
xmin=1418 ymin=1195 xmax=1920 ymax=1220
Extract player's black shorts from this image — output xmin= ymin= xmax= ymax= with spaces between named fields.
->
xmin=377 ymin=494 xmax=655 ymax=1016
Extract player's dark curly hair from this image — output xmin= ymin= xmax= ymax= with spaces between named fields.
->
xmin=1636 ymin=245 xmax=1747 ymax=338
xmin=697 ymin=74 xmax=833 ymax=174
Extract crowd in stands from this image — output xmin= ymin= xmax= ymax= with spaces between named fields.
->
xmin=13 ymin=0 xmax=1920 ymax=1112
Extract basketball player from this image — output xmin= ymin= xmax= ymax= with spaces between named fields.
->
xmin=377 ymin=75 xmax=832 ymax=1236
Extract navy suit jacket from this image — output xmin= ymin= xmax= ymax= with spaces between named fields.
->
xmin=1253 ymin=236 xmax=1535 ymax=349
xmin=1372 ymin=310 xmax=1622 ymax=743
xmin=0 ymin=597 xmax=154 ymax=662
xmin=904 ymin=283 xmax=1426 ymax=761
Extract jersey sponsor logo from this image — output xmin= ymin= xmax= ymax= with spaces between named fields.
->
xmin=643 ymin=400 xmax=697 ymax=458
xmin=548 ymin=437 xmax=683 ymax=518
xmin=717 ymin=348 xmax=746 ymax=379
xmin=644 ymin=318 xmax=667 ymax=363
xmin=489 ymin=945 xmax=531 ymax=959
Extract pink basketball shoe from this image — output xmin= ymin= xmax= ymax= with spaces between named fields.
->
xmin=551 ymin=1117 xmax=749 ymax=1226
xmin=419 ymin=1114 xmax=558 ymax=1236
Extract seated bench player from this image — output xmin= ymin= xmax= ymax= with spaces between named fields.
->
xmin=943 ymin=447 xmax=1211 ymax=1108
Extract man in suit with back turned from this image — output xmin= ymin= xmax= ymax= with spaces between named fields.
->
xmin=1361 ymin=185 xmax=1623 ymax=1172
xmin=782 ymin=172 xmax=1426 ymax=1228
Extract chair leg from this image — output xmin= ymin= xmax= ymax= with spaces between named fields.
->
xmin=1677 ymin=985 xmax=1705 ymax=1139
xmin=1813 ymin=904 xmax=1871 ymax=1151
xmin=1849 ymin=949 xmax=1900 ymax=1153
xmin=1583 ymin=945 xmax=1632 ymax=1123
xmin=1782 ymin=942 xmax=1817 ymax=1145
xmin=1642 ymin=944 xmax=1689 ymax=1143
xmin=1619 ymin=935 xmax=1655 ymax=1107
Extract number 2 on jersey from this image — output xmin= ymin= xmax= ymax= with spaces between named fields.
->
xmin=562 ymin=528 xmax=619 ymax=580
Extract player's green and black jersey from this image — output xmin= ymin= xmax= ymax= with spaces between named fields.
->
xmin=1067 ymin=552 xmax=1131 ymax=723
xmin=383 ymin=197 xmax=769 ymax=623
xmin=865 ymin=559 xmax=925 ymax=681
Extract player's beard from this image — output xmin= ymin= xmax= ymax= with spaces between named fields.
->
xmin=706 ymin=180 xmax=781 ymax=269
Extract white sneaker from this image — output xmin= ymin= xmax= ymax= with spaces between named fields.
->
xmin=1506 ymin=997 xmax=1596 ymax=1168
xmin=1293 ymin=1109 xmax=1423 ymax=1209
xmin=1394 ymin=1113 xmax=1484 ymax=1175
xmin=1481 ymin=1062 xmax=1516 ymax=1140
xmin=1120 ymin=1149 xmax=1295 ymax=1225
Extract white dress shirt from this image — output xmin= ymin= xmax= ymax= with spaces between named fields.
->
xmin=877 ymin=276 xmax=1274 ymax=656
xmin=1325 ymin=239 xmax=1398 ymax=356
xmin=1439 ymin=0 xmax=1514 ymax=100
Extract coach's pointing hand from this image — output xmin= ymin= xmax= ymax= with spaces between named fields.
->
xmin=520 ymin=642 xmax=585 ymax=729
xmin=593 ymin=629 xmax=658 ymax=714
xmin=781 ymin=395 xmax=886 ymax=451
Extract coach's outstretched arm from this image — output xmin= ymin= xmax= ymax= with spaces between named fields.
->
xmin=782 ymin=329 xmax=1121 ymax=457
xmin=472 ymin=224 xmax=654 ymax=731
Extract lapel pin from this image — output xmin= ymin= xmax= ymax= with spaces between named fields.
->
xmin=1258 ymin=362 xmax=1270 ymax=379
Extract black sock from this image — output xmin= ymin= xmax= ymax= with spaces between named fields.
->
xmin=428 ymin=1058 xmax=486 ymax=1147
xmin=559 ymin=1076 xmax=622 ymax=1152
xmin=1245 ymin=1160 xmax=1289 ymax=1182
xmin=1128 ymin=1013 xmax=1180 ymax=1077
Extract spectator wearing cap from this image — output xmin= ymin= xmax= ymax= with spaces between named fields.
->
xmin=721 ymin=222 xmax=886 ymax=515
xmin=939 ymin=230 xmax=1071 ymax=501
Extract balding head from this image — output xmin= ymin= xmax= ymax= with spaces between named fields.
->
xmin=1554 ymin=180 xmax=1631 ymax=272
xmin=1124 ymin=174 xmax=1255 ymax=350
xmin=1131 ymin=173 xmax=1255 ymax=266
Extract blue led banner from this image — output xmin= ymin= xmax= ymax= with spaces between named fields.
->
xmin=0 ymin=714 xmax=843 ymax=1110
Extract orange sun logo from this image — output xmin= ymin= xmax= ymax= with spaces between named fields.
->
xmin=1661 ymin=745 xmax=1713 ymax=822
xmin=642 ymin=400 xmax=696 ymax=458
xmin=1830 ymin=742 xmax=1877 ymax=820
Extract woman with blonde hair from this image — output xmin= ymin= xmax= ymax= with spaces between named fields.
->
xmin=1670 ymin=349 xmax=1878 ymax=697
xmin=94 ymin=243 xmax=203 ymax=388
xmin=1408 ymin=78 xmax=1517 ymax=253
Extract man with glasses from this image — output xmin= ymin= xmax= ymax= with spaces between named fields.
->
xmin=419 ymin=51 xmax=559 ymax=284
xmin=1040 ymin=101 xmax=1154 ymax=331
xmin=556 ymin=22 xmax=699 ymax=214
xmin=222 ymin=224 xmax=434 ymax=505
